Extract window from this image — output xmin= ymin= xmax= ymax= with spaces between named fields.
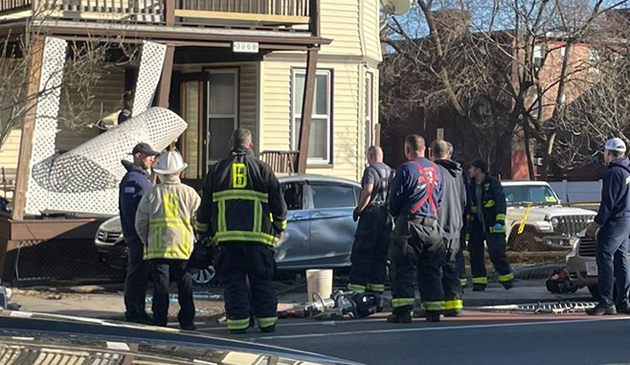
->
xmin=291 ymin=69 xmax=332 ymax=164
xmin=533 ymin=45 xmax=544 ymax=69
xmin=504 ymin=185 xmax=558 ymax=206
xmin=207 ymin=68 xmax=239 ymax=163
xmin=181 ymin=81 xmax=202 ymax=179
xmin=282 ymin=182 xmax=304 ymax=211
xmin=311 ymin=184 xmax=356 ymax=209
xmin=365 ymin=72 xmax=374 ymax=152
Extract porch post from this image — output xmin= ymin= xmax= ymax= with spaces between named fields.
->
xmin=296 ymin=48 xmax=319 ymax=174
xmin=157 ymin=43 xmax=175 ymax=108
xmin=12 ymin=38 xmax=45 ymax=221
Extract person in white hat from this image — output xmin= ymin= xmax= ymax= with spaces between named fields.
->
xmin=586 ymin=137 xmax=630 ymax=315
xmin=135 ymin=149 xmax=201 ymax=330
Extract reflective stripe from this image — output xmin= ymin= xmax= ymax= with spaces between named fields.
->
xmin=460 ymin=278 xmax=467 ymax=287
xmin=280 ymin=219 xmax=287 ymax=230
xmin=471 ymin=206 xmax=477 ymax=213
xmin=253 ymin=200 xmax=262 ymax=232
xmin=195 ymin=221 xmax=209 ymax=232
xmin=256 ymin=316 xmax=277 ymax=329
xmin=232 ymin=163 xmax=248 ymax=188
xmin=498 ymin=272 xmax=514 ymax=282
xmin=367 ymin=283 xmax=385 ymax=293
xmin=472 ymin=277 xmax=488 ymax=284
xmin=227 ymin=318 xmax=250 ymax=330
xmin=444 ymin=300 xmax=463 ymax=310
xmin=215 ymin=231 xmax=279 ymax=246
xmin=496 ymin=214 xmax=506 ymax=221
xmin=484 ymin=200 xmax=495 ymax=208
xmin=392 ymin=298 xmax=415 ymax=308
xmin=423 ymin=301 xmax=445 ymax=311
xmin=213 ymin=189 xmax=269 ymax=203
xmin=489 ymin=226 xmax=506 ymax=234
xmin=348 ymin=284 xmax=366 ymax=293
xmin=465 ymin=233 xmax=470 ymax=241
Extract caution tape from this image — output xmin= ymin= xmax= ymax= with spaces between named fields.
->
xmin=517 ymin=203 xmax=532 ymax=235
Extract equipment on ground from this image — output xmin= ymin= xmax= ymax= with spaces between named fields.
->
xmin=546 ymin=267 xmax=578 ymax=294
xmin=278 ymin=290 xmax=383 ymax=320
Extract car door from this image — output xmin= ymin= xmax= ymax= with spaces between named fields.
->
xmin=307 ymin=181 xmax=359 ymax=267
xmin=274 ymin=181 xmax=312 ymax=269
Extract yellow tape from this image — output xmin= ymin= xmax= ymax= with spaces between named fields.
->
xmin=517 ymin=203 xmax=532 ymax=235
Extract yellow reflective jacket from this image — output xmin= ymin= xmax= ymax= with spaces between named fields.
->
xmin=135 ymin=175 xmax=201 ymax=260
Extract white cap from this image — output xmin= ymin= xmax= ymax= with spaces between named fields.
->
xmin=605 ymin=138 xmax=627 ymax=153
xmin=153 ymin=150 xmax=188 ymax=175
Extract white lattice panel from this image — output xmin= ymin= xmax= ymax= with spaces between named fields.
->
xmin=132 ymin=41 xmax=167 ymax=117
xmin=43 ymin=107 xmax=188 ymax=215
xmin=25 ymin=37 xmax=68 ymax=215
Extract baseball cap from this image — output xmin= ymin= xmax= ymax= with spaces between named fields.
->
xmin=131 ymin=142 xmax=160 ymax=156
xmin=470 ymin=159 xmax=488 ymax=174
xmin=605 ymin=138 xmax=627 ymax=153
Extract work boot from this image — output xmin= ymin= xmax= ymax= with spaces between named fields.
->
xmin=387 ymin=311 xmax=412 ymax=324
xmin=472 ymin=284 xmax=486 ymax=292
xmin=260 ymin=325 xmax=276 ymax=333
xmin=616 ymin=301 xmax=630 ymax=314
xmin=501 ymin=280 xmax=514 ymax=290
xmin=425 ymin=313 xmax=441 ymax=322
xmin=180 ymin=323 xmax=197 ymax=331
xmin=229 ymin=328 xmax=249 ymax=334
xmin=586 ymin=303 xmax=617 ymax=315
xmin=444 ymin=309 xmax=463 ymax=317
xmin=412 ymin=308 xmax=426 ymax=318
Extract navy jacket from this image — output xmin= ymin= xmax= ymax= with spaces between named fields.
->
xmin=119 ymin=160 xmax=153 ymax=243
xmin=389 ymin=157 xmax=443 ymax=218
xmin=435 ymin=159 xmax=467 ymax=239
xmin=595 ymin=157 xmax=630 ymax=226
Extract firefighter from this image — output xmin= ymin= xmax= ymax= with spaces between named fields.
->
xmin=135 ymin=150 xmax=201 ymax=330
xmin=347 ymin=146 xmax=393 ymax=296
xmin=196 ymin=128 xmax=287 ymax=334
xmin=467 ymin=159 xmax=514 ymax=291
xmin=585 ymin=138 xmax=630 ymax=315
xmin=388 ymin=134 xmax=445 ymax=323
xmin=430 ymin=140 xmax=467 ymax=316
xmin=119 ymin=142 xmax=159 ymax=324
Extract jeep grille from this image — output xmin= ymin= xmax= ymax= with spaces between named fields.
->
xmin=555 ymin=215 xmax=593 ymax=237
xmin=96 ymin=230 xmax=122 ymax=245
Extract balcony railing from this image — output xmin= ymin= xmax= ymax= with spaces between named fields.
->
xmin=260 ymin=150 xmax=298 ymax=174
xmin=0 ymin=0 xmax=313 ymax=29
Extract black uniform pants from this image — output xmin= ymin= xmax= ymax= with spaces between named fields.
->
xmin=216 ymin=244 xmax=278 ymax=330
xmin=469 ymin=227 xmax=513 ymax=285
xmin=124 ymin=238 xmax=150 ymax=319
xmin=150 ymin=259 xmax=195 ymax=327
xmin=389 ymin=215 xmax=445 ymax=315
xmin=348 ymin=205 xmax=392 ymax=293
xmin=596 ymin=218 xmax=630 ymax=307
xmin=443 ymin=238 xmax=463 ymax=311
xmin=456 ymin=235 xmax=467 ymax=286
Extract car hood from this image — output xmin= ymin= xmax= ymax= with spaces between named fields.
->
xmin=506 ymin=206 xmax=596 ymax=225
xmin=0 ymin=310 xmax=360 ymax=365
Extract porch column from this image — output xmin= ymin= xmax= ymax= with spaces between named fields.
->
xmin=12 ymin=39 xmax=45 ymax=221
xmin=157 ymin=43 xmax=175 ymax=108
xmin=296 ymin=48 xmax=319 ymax=173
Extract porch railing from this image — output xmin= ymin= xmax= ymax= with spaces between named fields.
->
xmin=260 ymin=150 xmax=298 ymax=174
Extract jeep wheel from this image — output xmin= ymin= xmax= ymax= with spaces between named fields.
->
xmin=191 ymin=265 xmax=217 ymax=285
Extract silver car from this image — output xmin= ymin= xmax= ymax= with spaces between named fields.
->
xmin=95 ymin=174 xmax=361 ymax=284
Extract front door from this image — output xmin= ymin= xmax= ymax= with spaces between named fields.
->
xmin=205 ymin=68 xmax=239 ymax=169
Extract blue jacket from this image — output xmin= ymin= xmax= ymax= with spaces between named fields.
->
xmin=119 ymin=160 xmax=153 ymax=243
xmin=389 ymin=157 xmax=443 ymax=218
xmin=595 ymin=157 xmax=630 ymax=226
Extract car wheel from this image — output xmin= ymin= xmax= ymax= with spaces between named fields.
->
xmin=191 ymin=265 xmax=217 ymax=285
xmin=588 ymin=284 xmax=617 ymax=301
xmin=507 ymin=227 xmax=531 ymax=252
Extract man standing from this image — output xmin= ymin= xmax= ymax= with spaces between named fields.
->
xmin=388 ymin=135 xmax=444 ymax=323
xmin=347 ymin=146 xmax=393 ymax=296
xmin=467 ymin=159 xmax=513 ymax=291
xmin=196 ymin=129 xmax=287 ymax=333
xmin=429 ymin=140 xmax=467 ymax=316
xmin=119 ymin=142 xmax=159 ymax=324
xmin=586 ymin=138 xmax=630 ymax=315
xmin=135 ymin=150 xmax=201 ymax=330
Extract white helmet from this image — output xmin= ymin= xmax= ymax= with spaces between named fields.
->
xmin=605 ymin=137 xmax=627 ymax=153
xmin=153 ymin=150 xmax=188 ymax=175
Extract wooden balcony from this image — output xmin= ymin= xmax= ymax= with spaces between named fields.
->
xmin=0 ymin=0 xmax=316 ymax=33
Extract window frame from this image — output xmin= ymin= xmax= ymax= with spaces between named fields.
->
xmin=205 ymin=67 xmax=240 ymax=165
xmin=290 ymin=68 xmax=333 ymax=165
xmin=365 ymin=71 xmax=374 ymax=152
xmin=308 ymin=182 xmax=358 ymax=210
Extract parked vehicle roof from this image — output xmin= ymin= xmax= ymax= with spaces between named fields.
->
xmin=278 ymin=173 xmax=360 ymax=186
xmin=501 ymin=180 xmax=552 ymax=187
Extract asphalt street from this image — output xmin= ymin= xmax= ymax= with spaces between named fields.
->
xmin=198 ymin=311 xmax=630 ymax=365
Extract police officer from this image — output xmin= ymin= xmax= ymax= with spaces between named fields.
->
xmin=135 ymin=150 xmax=201 ymax=330
xmin=347 ymin=146 xmax=393 ymax=295
xmin=119 ymin=142 xmax=159 ymax=324
xmin=388 ymin=134 xmax=445 ymax=323
xmin=430 ymin=140 xmax=467 ymax=316
xmin=585 ymin=138 xmax=630 ymax=315
xmin=467 ymin=159 xmax=514 ymax=291
xmin=196 ymin=129 xmax=287 ymax=333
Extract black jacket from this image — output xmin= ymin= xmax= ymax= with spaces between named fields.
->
xmin=469 ymin=175 xmax=507 ymax=233
xmin=595 ymin=157 xmax=630 ymax=226
xmin=435 ymin=159 xmax=467 ymax=239
xmin=196 ymin=148 xmax=287 ymax=246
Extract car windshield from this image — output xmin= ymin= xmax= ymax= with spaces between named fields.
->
xmin=503 ymin=185 xmax=559 ymax=206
